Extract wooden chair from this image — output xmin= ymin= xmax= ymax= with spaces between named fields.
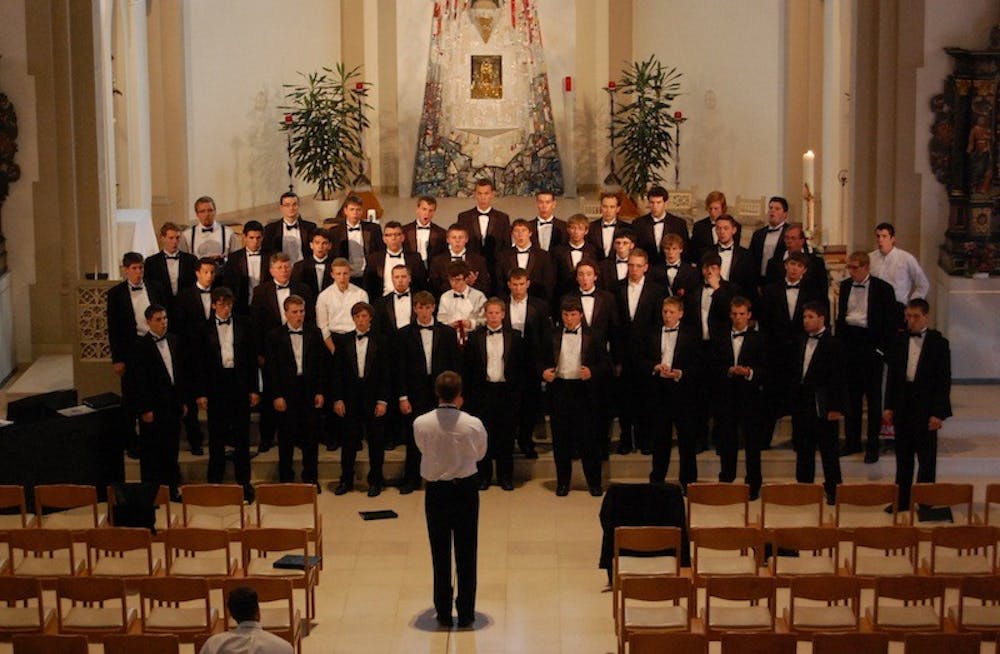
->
xmin=948 ymin=574 xmax=1000 ymax=637
xmin=812 ymin=632 xmax=889 ymax=654
xmin=615 ymin=576 xmax=692 ymax=654
xmin=0 ymin=576 xmax=55 ymax=635
xmin=910 ymin=483 xmax=976 ymax=531
xmin=8 ymin=529 xmax=83 ymax=588
xmin=759 ymin=483 xmax=825 ymax=530
xmin=241 ymin=528 xmax=317 ymax=621
xmin=163 ymin=528 xmax=239 ymax=588
xmin=255 ymin=483 xmax=322 ymax=570
xmin=690 ymin=527 xmax=762 ymax=586
xmin=612 ymin=526 xmax=681 ymax=625
xmin=702 ymin=576 xmax=776 ymax=640
xmin=55 ymin=576 xmax=137 ymax=638
xmin=12 ymin=634 xmax=88 ymax=654
xmin=768 ymin=526 xmax=840 ymax=582
xmin=720 ymin=632 xmax=796 ymax=654
xmin=835 ymin=484 xmax=899 ymax=531
xmin=180 ymin=484 xmax=248 ymax=538
xmin=223 ymin=578 xmax=303 ymax=652
xmin=0 ymin=485 xmax=36 ymax=539
xmin=106 ymin=484 xmax=178 ymax=538
xmin=785 ymin=575 xmax=861 ymax=637
xmin=138 ymin=576 xmax=219 ymax=641
xmin=867 ymin=575 xmax=946 ymax=636
xmin=628 ymin=631 xmax=707 ymax=654
xmin=903 ymin=632 xmax=981 ymax=654
xmin=985 ymin=483 xmax=1000 ymax=526
xmin=922 ymin=525 xmax=997 ymax=583
xmin=85 ymin=527 xmax=163 ymax=582
xmin=103 ymin=634 xmax=180 ymax=654
xmin=687 ymin=484 xmax=752 ymax=530
xmin=847 ymin=526 xmax=919 ymax=585
xmin=33 ymin=484 xmax=107 ymax=540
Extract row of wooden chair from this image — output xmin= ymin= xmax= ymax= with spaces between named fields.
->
xmin=616 ymin=573 xmax=999 ymax=652
xmin=625 ymin=631 xmax=981 ymax=654
xmin=13 ymin=633 xmax=180 ymax=654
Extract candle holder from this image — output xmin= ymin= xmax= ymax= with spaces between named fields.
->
xmin=673 ymin=111 xmax=687 ymax=189
xmin=282 ymin=113 xmax=294 ymax=192
xmin=603 ymin=81 xmax=622 ymax=190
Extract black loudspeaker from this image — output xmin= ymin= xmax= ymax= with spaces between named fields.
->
xmin=5 ymin=389 xmax=78 ymax=424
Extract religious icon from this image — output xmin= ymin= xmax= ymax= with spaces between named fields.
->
xmin=471 ymin=55 xmax=502 ymax=99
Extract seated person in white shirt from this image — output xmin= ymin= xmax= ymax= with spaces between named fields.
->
xmin=436 ymin=261 xmax=486 ymax=341
xmin=316 ymin=258 xmax=370 ymax=354
xmin=199 ymin=586 xmax=293 ymax=654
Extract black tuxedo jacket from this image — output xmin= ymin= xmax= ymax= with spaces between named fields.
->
xmin=682 ymin=281 xmax=736 ymax=342
xmin=550 ymin=242 xmax=600 ymax=301
xmin=749 ymin=223 xmax=789 ymax=282
xmin=173 ymin=286 xmax=214 ymax=341
xmin=330 ymin=330 xmax=391 ymax=413
xmin=563 ymin=287 xmax=620 ymax=337
xmin=329 ymin=221 xmax=384 ymax=261
xmin=615 ymin=279 xmax=667 ymax=372
xmin=250 ymin=281 xmax=315 ymax=356
xmin=495 ymin=246 xmax=555 ymax=303
xmin=835 ymin=275 xmax=899 ymax=353
xmin=363 ymin=250 xmax=427 ymax=299
xmin=884 ymin=329 xmax=952 ymax=424
xmin=701 ymin=244 xmax=755 ymax=296
xmin=648 ymin=259 xmax=701 ymax=298
xmin=758 ymin=279 xmax=827 ymax=346
xmin=790 ymin=331 xmax=847 ymax=418
xmin=711 ymin=329 xmax=768 ymax=403
xmin=223 ymin=248 xmax=272 ymax=314
xmin=537 ymin=326 xmax=611 ymax=402
xmin=462 ymin=327 xmax=525 ymax=408
xmin=529 ymin=217 xmax=569 ymax=251
xmin=291 ymin=256 xmax=334 ymax=299
xmin=632 ymin=213 xmax=689 ymax=255
xmin=503 ymin=295 xmax=551 ymax=368
xmin=262 ymin=218 xmax=317 ymax=261
xmin=195 ymin=315 xmax=258 ymax=398
xmin=106 ymin=280 xmax=169 ymax=364
xmin=597 ymin=257 xmax=629 ymax=293
xmin=638 ymin=327 xmax=700 ymax=395
xmin=690 ymin=216 xmax=743 ymax=261
xmin=402 ymin=221 xmax=448 ymax=266
xmin=457 ymin=208 xmax=511 ymax=263
xmin=394 ymin=322 xmax=461 ymax=410
xmin=428 ymin=251 xmax=492 ymax=295
xmin=144 ymin=251 xmax=198 ymax=299
xmin=131 ymin=332 xmax=186 ymax=417
xmin=586 ymin=219 xmax=634 ymax=260
xmin=766 ymin=250 xmax=828 ymax=299
xmin=372 ymin=291 xmax=414 ymax=339
xmin=264 ymin=324 xmax=327 ymax=402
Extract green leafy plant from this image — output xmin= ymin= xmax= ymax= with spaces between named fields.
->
xmin=611 ymin=55 xmax=682 ymax=197
xmin=279 ymin=64 xmax=370 ymax=201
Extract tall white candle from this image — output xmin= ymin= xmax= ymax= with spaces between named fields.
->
xmin=802 ymin=150 xmax=815 ymax=196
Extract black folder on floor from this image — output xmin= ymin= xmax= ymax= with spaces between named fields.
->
xmin=360 ymin=509 xmax=399 ymax=521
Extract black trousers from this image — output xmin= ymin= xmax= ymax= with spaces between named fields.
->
xmin=647 ymin=381 xmax=697 ymax=487
xmin=276 ymin=378 xmax=319 ymax=484
xmin=258 ymin=368 xmax=277 ymax=449
xmin=340 ymin=408 xmax=385 ymax=486
xmin=476 ymin=383 xmax=516 ymax=485
xmin=690 ymin=341 xmax=715 ymax=450
xmin=792 ymin=412 xmax=842 ymax=495
xmin=894 ymin=388 xmax=939 ymax=509
xmin=139 ymin=415 xmax=181 ymax=493
xmin=617 ymin=371 xmax=650 ymax=451
xmin=715 ymin=397 xmax=763 ymax=493
xmin=515 ymin=380 xmax=541 ymax=454
xmin=205 ymin=373 xmax=251 ymax=486
xmin=843 ymin=332 xmax=884 ymax=455
xmin=550 ymin=379 xmax=602 ymax=488
xmin=425 ymin=475 xmax=479 ymax=623
xmin=182 ymin=398 xmax=203 ymax=451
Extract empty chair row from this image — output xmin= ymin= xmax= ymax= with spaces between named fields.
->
xmin=625 ymin=631 xmax=981 ymax=654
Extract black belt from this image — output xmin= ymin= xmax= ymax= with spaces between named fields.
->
xmin=427 ymin=474 xmax=478 ymax=486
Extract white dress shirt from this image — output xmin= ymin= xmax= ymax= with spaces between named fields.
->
xmin=316 ymin=282 xmax=369 ymax=339
xmin=180 ymin=222 xmax=232 ymax=259
xmin=153 ymin=335 xmax=175 ymax=384
xmin=436 ymin=286 xmax=486 ymax=331
xmin=289 ymin=329 xmax=304 ymax=376
xmin=615 ymin=258 xmax=628 ymax=281
xmin=651 ymin=215 xmax=667 ymax=250
xmin=162 ymin=251 xmax=180 ymax=295
xmin=626 ymin=278 xmax=644 ymax=320
xmin=515 ymin=248 xmax=531 ymax=269
xmin=486 ymin=328 xmax=505 ymax=382
xmin=414 ymin=405 xmax=488 ymax=481
xmin=477 ymin=211 xmax=491 ymax=245
xmin=313 ymin=257 xmax=328 ymax=291
xmin=215 ymin=318 xmax=235 ymax=368
xmin=906 ymin=329 xmax=926 ymax=382
xmin=415 ymin=223 xmax=432 ymax=263
xmin=731 ymin=330 xmax=746 ymax=365
xmin=129 ymin=285 xmax=151 ymax=336
xmin=802 ymin=329 xmax=825 ymax=380
xmin=508 ymin=296 xmax=528 ymax=335
xmin=761 ymin=222 xmax=786 ymax=275
xmin=418 ymin=323 xmax=435 ymax=374
xmin=665 ymin=260 xmax=681 ymax=286
xmin=246 ymin=250 xmax=263 ymax=303
xmin=579 ymin=289 xmax=596 ymax=326
xmin=355 ymin=331 xmax=370 ymax=377
xmin=845 ymin=276 xmax=870 ymax=328
xmin=196 ymin=284 xmax=212 ymax=319
xmin=869 ymin=246 xmax=930 ymax=304
xmin=199 ymin=621 xmax=293 ymax=654
xmin=600 ymin=221 xmax=617 ymax=255
xmin=700 ymin=286 xmax=714 ymax=341
xmin=718 ymin=244 xmax=734 ymax=280
xmin=660 ymin=326 xmax=679 ymax=370
xmin=556 ymin=328 xmax=582 ymax=379
xmin=382 ymin=250 xmax=405 ymax=295
xmin=281 ymin=221 xmax=304 ymax=264
xmin=393 ymin=291 xmax=412 ymax=329
xmin=784 ymin=279 xmax=800 ymax=321
xmin=568 ymin=243 xmax=586 ymax=268
xmin=536 ymin=217 xmax=555 ymax=250
xmin=345 ymin=221 xmax=366 ymax=276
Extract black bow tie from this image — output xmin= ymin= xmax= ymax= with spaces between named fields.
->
xmin=703 ymin=284 xmax=713 ymax=289
xmin=570 ymin=246 xmax=584 ymax=252
xmin=808 ymin=333 xmax=823 ymax=340
xmin=479 ymin=213 xmax=489 ymax=219
xmin=785 ymin=283 xmax=800 ymax=289
xmin=663 ymin=327 xmax=678 ymax=334
xmin=488 ymin=328 xmax=503 ymax=335
xmin=732 ymin=331 xmax=746 ymax=339
xmin=201 ymin=227 xmax=214 ymax=233
xmin=579 ymin=291 xmax=594 ymax=297
xmin=387 ymin=252 xmax=402 ymax=259
xmin=356 ymin=332 xmax=369 ymax=340
xmin=151 ymin=334 xmax=167 ymax=343
xmin=348 ymin=226 xmax=361 ymax=232
xmin=767 ymin=226 xmax=783 ymax=233
xmin=652 ymin=218 xmax=665 ymax=225
xmin=130 ymin=285 xmax=144 ymax=292
xmin=288 ymin=328 xmax=303 ymax=335
xmin=313 ymin=258 xmax=327 ymax=265
xmin=395 ymin=291 xmax=410 ymax=299
xmin=616 ymin=258 xmax=628 ymax=265
xmin=909 ymin=331 xmax=925 ymax=339
xmin=453 ymin=293 xmax=465 ymax=299
xmin=216 ymin=318 xmax=231 ymax=326
xmin=451 ymin=256 xmax=463 ymax=261
xmin=285 ymin=223 xmax=298 ymax=231
xmin=719 ymin=246 xmax=733 ymax=252
xmin=564 ymin=328 xmax=579 ymax=335
xmin=516 ymin=248 xmax=531 ymax=254
xmin=666 ymin=264 xmax=680 ymax=270
xmin=602 ymin=222 xmax=617 ymax=229
xmin=419 ymin=324 xmax=434 ymax=331
xmin=538 ymin=219 xmax=553 ymax=226
xmin=164 ymin=254 xmax=179 ymax=261
xmin=275 ymin=284 xmax=289 ymax=290
xmin=416 ymin=225 xmax=430 ymax=230
xmin=247 ymin=252 xmax=260 ymax=257
xmin=852 ymin=283 xmax=867 ymax=289
xmin=199 ymin=288 xmax=211 ymax=294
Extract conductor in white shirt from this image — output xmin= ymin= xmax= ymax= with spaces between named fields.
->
xmin=414 ymin=371 xmax=488 ymax=629
xmin=869 ymin=222 xmax=930 ymax=310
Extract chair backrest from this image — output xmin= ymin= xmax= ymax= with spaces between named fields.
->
xmin=760 ymin=483 xmax=824 ymax=528
xmin=0 ymin=576 xmax=47 ymax=633
xmin=614 ymin=526 xmax=681 ymax=574
xmin=139 ymin=576 xmax=213 ymax=633
xmin=241 ymin=527 xmax=310 ymax=569
xmin=851 ymin=526 xmax=919 ymax=573
xmin=255 ymin=483 xmax=317 ymax=509
xmin=628 ymin=631 xmax=707 ymax=654
xmin=56 ymin=576 xmax=129 ymax=633
xmin=8 ymin=528 xmax=74 ymax=558
xmin=221 ymin=578 xmax=295 ymax=629
xmin=163 ymin=527 xmax=230 ymax=554
xmin=86 ymin=527 xmax=154 ymax=562
xmin=836 ymin=483 xmax=899 ymax=527
xmin=620 ymin=575 xmax=692 ymax=606
xmin=705 ymin=576 xmax=776 ymax=634
xmin=180 ymin=484 xmax=245 ymax=527
xmin=910 ymin=483 xmax=974 ymax=525
xmin=813 ymin=632 xmax=889 ymax=654
xmin=0 ymin=485 xmax=29 ymax=529
xmin=788 ymin=575 xmax=861 ymax=630
xmin=769 ymin=526 xmax=840 ymax=571
xmin=687 ymin=484 xmax=749 ymax=528
xmin=874 ymin=575 xmax=946 ymax=627
xmin=985 ymin=484 xmax=1000 ymax=525
xmin=103 ymin=634 xmax=180 ymax=654
xmin=33 ymin=484 xmax=97 ymax=512
xmin=903 ymin=633 xmax=981 ymax=654
xmin=691 ymin=527 xmax=762 ymax=559
xmin=958 ymin=574 xmax=1000 ymax=603
xmin=929 ymin=525 xmax=997 ymax=574
xmin=720 ymin=632 xmax=796 ymax=654
xmin=12 ymin=634 xmax=89 ymax=654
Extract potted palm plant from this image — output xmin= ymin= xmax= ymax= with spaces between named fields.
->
xmin=280 ymin=63 xmax=370 ymax=219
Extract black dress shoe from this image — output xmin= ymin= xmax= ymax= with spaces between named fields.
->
xmin=478 ymin=479 xmax=491 ymax=491
xmin=639 ymin=448 xmax=652 ymax=456
xmin=457 ymin=616 xmax=474 ymax=628
xmin=523 ymin=450 xmax=539 ymax=459
xmin=256 ymin=443 xmax=271 ymax=454
xmin=190 ymin=446 xmax=205 ymax=456
xmin=169 ymin=489 xmax=182 ymax=503
xmin=399 ymin=482 xmax=416 ymax=495
xmin=311 ymin=482 xmax=322 ymax=495
xmin=589 ymin=486 xmax=603 ymax=497
xmin=436 ymin=615 xmax=453 ymax=628
xmin=334 ymin=482 xmax=352 ymax=496
xmin=615 ymin=443 xmax=633 ymax=455
xmin=555 ymin=485 xmax=569 ymax=497
xmin=864 ymin=451 xmax=879 ymax=464
xmin=126 ymin=448 xmax=140 ymax=460
xmin=383 ymin=441 xmax=398 ymax=451
xmin=839 ymin=446 xmax=862 ymax=457
xmin=501 ymin=481 xmax=514 ymax=491
xmin=367 ymin=484 xmax=382 ymax=498
xmin=825 ymin=491 xmax=836 ymax=506
xmin=242 ymin=485 xmax=256 ymax=504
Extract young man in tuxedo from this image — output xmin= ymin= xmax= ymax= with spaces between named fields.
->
xmin=749 ymin=196 xmax=790 ymax=291
xmin=836 ymin=251 xmax=900 ymax=462
xmin=551 ymin=213 xmax=599 ymax=308
xmin=504 ymin=268 xmax=552 ymax=459
xmin=131 ymin=304 xmax=187 ymax=501
xmin=641 ymin=297 xmax=700 ymax=489
xmin=457 ymin=178 xmax=510 ymax=272
xmin=429 ymin=224 xmax=492 ymax=295
xmin=765 ymin=223 xmax=828 ymax=298
xmin=707 ymin=214 xmax=755 ymax=295
xmin=316 ymin=258 xmax=369 ymax=354
xmin=329 ymin=195 xmax=384 ymax=284
xmin=565 ymin=260 xmax=619 ymax=337
xmin=649 ymin=233 xmax=699 ymax=297
xmin=403 ymin=195 xmax=447 ymax=275
xmin=394 ymin=291 xmax=462 ymax=494
xmin=437 ymin=262 xmax=487 ymax=346
xmin=372 ymin=265 xmax=416 ymax=451
xmin=145 ymin=222 xmax=198 ymax=314
xmin=883 ymin=299 xmax=952 ymax=511
xmin=529 ymin=190 xmax=568 ymax=252
xmin=173 ymin=257 xmax=219 ymax=455
xmin=364 ymin=220 xmax=427 ymax=299
xmin=597 ymin=231 xmax=635 ymax=292
xmin=587 ymin=192 xmax=633 ymax=260
xmin=540 ymin=297 xmax=611 ymax=496
xmin=689 ymin=191 xmax=742 ymax=261
xmin=712 ymin=296 xmax=768 ymax=498
xmin=250 ymin=252 xmax=315 ymax=453
xmin=495 ymin=219 xmax=555 ymax=303
xmin=462 ymin=298 xmax=524 ymax=490
xmin=790 ymin=301 xmax=846 ymax=505
xmin=291 ymin=228 xmax=333 ymax=299
xmin=265 ymin=295 xmax=327 ymax=490
xmin=633 ymin=185 xmax=689 ymax=256
xmin=331 ymin=302 xmax=390 ymax=497
xmin=194 ymin=288 xmax=259 ymax=501
xmin=178 ymin=196 xmax=241 ymax=265
xmin=224 ymin=220 xmax=269 ymax=315
xmin=263 ymin=192 xmax=316 ymax=264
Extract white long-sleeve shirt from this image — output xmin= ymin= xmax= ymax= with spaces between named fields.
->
xmin=414 ymin=405 xmax=488 ymax=480
xmin=869 ymin=246 xmax=929 ymax=304
xmin=436 ymin=286 xmax=486 ymax=330
xmin=315 ymin=282 xmax=368 ymax=339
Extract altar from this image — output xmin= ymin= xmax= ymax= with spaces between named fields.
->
xmin=936 ymin=267 xmax=1000 ymax=381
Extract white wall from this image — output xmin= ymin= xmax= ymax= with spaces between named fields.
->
xmin=632 ymin=0 xmax=783 ymax=200
xmin=184 ymin=0 xmax=341 ymax=215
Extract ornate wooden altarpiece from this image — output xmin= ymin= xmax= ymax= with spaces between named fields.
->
xmin=0 ymin=57 xmax=20 ymax=277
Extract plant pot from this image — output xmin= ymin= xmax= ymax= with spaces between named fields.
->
xmin=313 ymin=198 xmax=342 ymax=221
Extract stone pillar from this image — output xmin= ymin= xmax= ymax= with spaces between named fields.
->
xmin=821 ymin=0 xmax=851 ymax=246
